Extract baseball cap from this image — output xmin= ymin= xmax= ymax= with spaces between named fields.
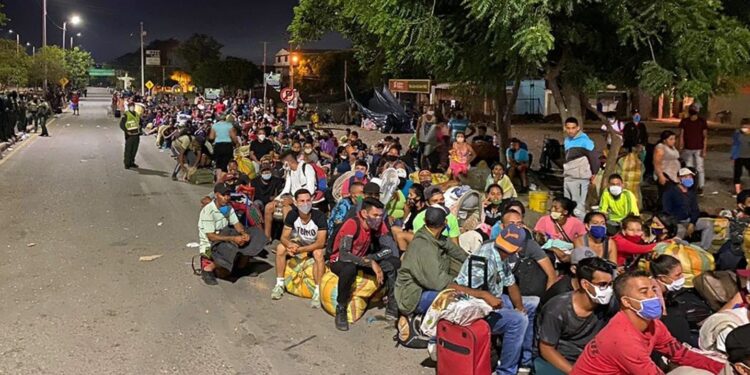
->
xmin=494 ymin=224 xmax=526 ymax=254
xmin=725 ymin=325 xmax=750 ymax=363
xmin=214 ymin=183 xmax=231 ymax=195
xmin=424 ymin=186 xmax=443 ymax=201
xmin=678 ymin=168 xmax=695 ymax=177
xmin=570 ymin=247 xmax=598 ymax=265
xmin=363 ymin=182 xmax=380 ymax=195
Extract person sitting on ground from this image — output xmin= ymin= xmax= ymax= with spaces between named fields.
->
xmin=392 ymin=184 xmax=427 ymax=252
xmin=599 ymin=173 xmax=640 ymax=224
xmin=198 ymin=183 xmax=265 ymax=285
xmin=698 ymin=268 xmax=750 ymax=354
xmin=611 ymin=215 xmax=658 ymax=267
xmin=540 ymin=247 xmax=598 ymax=307
xmin=506 ymin=138 xmax=530 ymax=193
xmin=341 ymin=160 xmax=369 ymax=198
xmin=455 ymin=224 xmax=539 ymax=374
xmin=263 ymin=151 xmax=317 ymax=239
xmin=395 ymin=207 xmax=477 ymax=316
xmin=662 ymin=167 xmax=715 ymax=250
xmin=483 ymin=184 xmax=505 ymax=227
xmin=571 ymin=270 xmax=725 ymax=375
xmin=328 ymin=182 xmax=364 ymax=232
xmin=218 ymin=160 xmax=248 ymax=192
xmin=249 ymin=128 xmax=274 ymax=161
xmin=271 ymin=189 xmax=328 ymax=307
xmin=650 ymin=254 xmax=712 ymax=347
xmin=485 ymin=164 xmax=517 ymax=200
xmin=250 ymin=164 xmax=284 ymax=210
xmin=412 ymin=186 xmax=461 ymax=245
xmin=573 ymin=211 xmax=619 ymax=266
xmin=472 ymin=124 xmax=493 ymax=143
xmin=328 ymin=198 xmax=401 ymax=331
xmin=722 ymin=325 xmax=750 ymax=375
xmin=536 ymin=257 xmax=615 ymax=375
xmin=534 ymin=197 xmax=587 ymax=263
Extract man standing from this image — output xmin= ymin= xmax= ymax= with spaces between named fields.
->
xmin=120 ymin=102 xmax=141 ymax=169
xmin=563 ymin=118 xmax=599 ymax=219
xmin=678 ymin=104 xmax=708 ymax=193
xmin=37 ymin=98 xmax=51 ymax=137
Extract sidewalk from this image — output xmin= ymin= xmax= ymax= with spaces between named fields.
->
xmin=0 ymin=109 xmax=66 ymax=158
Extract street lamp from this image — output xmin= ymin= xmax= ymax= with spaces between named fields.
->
xmin=71 ymin=32 xmax=82 ymax=49
xmin=62 ymin=15 xmax=81 ymax=50
xmin=289 ymin=53 xmax=299 ymax=90
xmin=8 ymin=29 xmax=20 ymax=55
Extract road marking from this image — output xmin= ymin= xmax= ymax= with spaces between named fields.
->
xmin=0 ymin=117 xmax=58 ymax=168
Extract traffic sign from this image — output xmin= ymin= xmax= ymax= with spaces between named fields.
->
xmin=59 ymin=77 xmax=69 ymax=87
xmin=280 ymin=87 xmax=296 ymax=103
xmin=145 ymin=80 xmax=154 ymax=90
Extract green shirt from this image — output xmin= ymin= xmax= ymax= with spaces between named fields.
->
xmin=412 ymin=210 xmax=460 ymax=238
xmin=395 ymin=227 xmax=468 ymax=314
xmin=599 ymin=189 xmax=639 ymax=222
xmin=198 ymin=201 xmax=239 ymax=255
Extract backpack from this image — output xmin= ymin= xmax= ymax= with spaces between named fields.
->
xmin=394 ymin=314 xmax=430 ymax=349
xmin=302 ymin=162 xmax=328 ymax=193
xmin=189 ymin=168 xmax=214 ymax=185
xmin=693 ymin=270 xmax=739 ymax=312
xmin=324 ymin=216 xmax=361 ymax=258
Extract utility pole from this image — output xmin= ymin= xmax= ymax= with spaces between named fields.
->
xmin=140 ymin=22 xmax=145 ymax=95
xmin=162 ymin=66 xmax=166 ymax=87
xmin=43 ymin=0 xmax=48 ymax=91
xmin=15 ymin=34 xmax=19 ymax=55
xmin=70 ymin=36 xmax=73 ymax=49
xmin=262 ymin=41 xmax=267 ymax=111
xmin=344 ymin=59 xmax=350 ymax=122
xmin=62 ymin=21 xmax=66 ymax=49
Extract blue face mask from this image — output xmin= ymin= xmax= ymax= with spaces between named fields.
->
xmin=681 ymin=177 xmax=694 ymax=188
xmin=633 ymin=114 xmax=641 ymax=123
xmin=354 ymin=171 xmax=365 ymax=179
xmin=628 ymin=296 xmax=662 ymax=320
xmin=589 ymin=225 xmax=607 ymax=240
xmin=219 ymin=204 xmax=231 ymax=216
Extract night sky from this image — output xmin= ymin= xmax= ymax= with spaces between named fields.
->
xmin=1 ymin=0 xmax=349 ymax=63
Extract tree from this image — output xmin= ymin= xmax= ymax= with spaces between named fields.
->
xmin=192 ymin=56 xmax=262 ymax=91
xmin=176 ymin=34 xmax=223 ymax=71
xmin=28 ymin=46 xmax=66 ymax=87
xmin=65 ymin=47 xmax=94 ymax=89
xmin=0 ymin=40 xmax=30 ymax=88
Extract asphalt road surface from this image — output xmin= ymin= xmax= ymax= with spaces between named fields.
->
xmin=0 ymin=88 xmax=429 ymax=374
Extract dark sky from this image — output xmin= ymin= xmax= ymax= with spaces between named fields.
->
xmin=2 ymin=0 xmax=349 ymax=63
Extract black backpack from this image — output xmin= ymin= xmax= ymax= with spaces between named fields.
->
xmin=324 ymin=216 xmax=361 ymax=258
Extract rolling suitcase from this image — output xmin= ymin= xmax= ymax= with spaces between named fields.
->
xmin=436 ymin=255 xmax=492 ymax=375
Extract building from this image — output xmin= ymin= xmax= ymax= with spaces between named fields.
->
xmin=273 ymin=48 xmax=340 ymax=77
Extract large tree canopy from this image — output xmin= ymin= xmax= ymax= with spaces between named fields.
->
xmin=175 ymin=34 xmax=223 ymax=72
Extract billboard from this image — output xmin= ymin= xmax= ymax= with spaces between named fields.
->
xmin=388 ymin=79 xmax=431 ymax=94
xmin=145 ymin=50 xmax=161 ymax=66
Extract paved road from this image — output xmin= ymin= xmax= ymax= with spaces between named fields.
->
xmin=0 ymin=88 xmax=428 ymax=374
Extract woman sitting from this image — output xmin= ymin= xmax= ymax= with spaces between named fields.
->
xmin=534 ymin=197 xmax=587 ymax=263
xmin=573 ymin=211 xmax=618 ymax=266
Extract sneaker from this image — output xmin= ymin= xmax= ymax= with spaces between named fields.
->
xmin=271 ymin=284 xmax=285 ymax=300
xmin=132 ymin=163 xmax=140 ymax=168
xmin=517 ymin=367 xmax=531 ymax=375
xmin=385 ymin=302 xmax=399 ymax=321
xmin=335 ymin=306 xmax=349 ymax=331
xmin=310 ymin=289 xmax=321 ymax=308
xmin=201 ymin=271 xmax=218 ymax=286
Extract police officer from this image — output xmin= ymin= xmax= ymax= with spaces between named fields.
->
xmin=38 ymin=99 xmax=51 ymax=137
xmin=120 ymin=101 xmax=141 ymax=169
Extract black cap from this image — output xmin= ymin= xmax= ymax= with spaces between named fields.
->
xmin=214 ymin=182 xmax=231 ymax=195
xmin=363 ymin=182 xmax=380 ymax=195
xmin=424 ymin=186 xmax=443 ymax=200
xmin=726 ymin=325 xmax=750 ymax=363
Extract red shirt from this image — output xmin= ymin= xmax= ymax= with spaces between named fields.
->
xmin=571 ymin=311 xmax=724 ymax=375
xmin=678 ymin=117 xmax=708 ymax=150
xmin=71 ymin=95 xmax=80 ymax=104
xmin=611 ymin=233 xmax=657 ymax=266
xmin=330 ymin=216 xmax=388 ymax=263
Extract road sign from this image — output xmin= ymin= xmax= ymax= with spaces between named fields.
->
xmin=145 ymin=81 xmax=154 ymax=90
xmin=88 ymin=68 xmax=115 ymax=77
xmin=388 ymin=79 xmax=431 ymax=94
xmin=145 ymin=50 xmax=161 ymax=66
xmin=280 ymin=87 xmax=296 ymax=103
xmin=59 ymin=77 xmax=69 ymax=87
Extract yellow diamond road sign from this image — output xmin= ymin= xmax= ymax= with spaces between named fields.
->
xmin=59 ymin=77 xmax=69 ymax=87
xmin=145 ymin=80 xmax=154 ymax=90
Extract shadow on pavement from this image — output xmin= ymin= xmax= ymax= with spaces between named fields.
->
xmin=134 ymin=168 xmax=170 ymax=178
xmin=222 ymin=259 xmax=273 ymax=283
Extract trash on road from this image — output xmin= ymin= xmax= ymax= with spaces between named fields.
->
xmin=26 ymin=243 xmax=37 ymax=247
xmin=157 ymin=222 xmax=163 ymax=226
xmin=185 ymin=242 xmax=199 ymax=248
xmin=139 ymin=254 xmax=162 ymax=262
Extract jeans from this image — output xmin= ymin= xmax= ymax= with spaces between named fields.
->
xmin=487 ymin=294 xmax=539 ymax=375
xmin=415 ymin=290 xmax=439 ymax=314
xmin=329 ymin=256 xmax=401 ymax=308
xmin=563 ymin=177 xmax=589 ymax=219
xmin=676 ymin=217 xmax=714 ymax=250
xmin=681 ymin=149 xmax=705 ymax=188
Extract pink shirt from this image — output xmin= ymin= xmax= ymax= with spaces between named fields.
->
xmin=533 ymin=215 xmax=587 ymax=242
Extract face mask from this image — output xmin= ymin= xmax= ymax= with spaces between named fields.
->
xmin=297 ymin=202 xmax=312 ymax=214
xmin=261 ymin=173 xmax=272 ymax=181
xmin=354 ymin=171 xmax=365 ymax=179
xmin=608 ymin=185 xmax=623 ymax=197
xmin=218 ymin=204 xmax=231 ymax=216
xmin=490 ymin=198 xmax=502 ymax=205
xmin=626 ymin=296 xmax=662 ymax=320
xmin=550 ymin=211 xmax=563 ymax=221
xmin=651 ymin=227 xmax=665 ymax=236
xmin=421 ymin=180 xmax=431 ymax=187
xmin=624 ymin=234 xmax=643 ymax=243
xmin=258 ymin=135 xmax=266 ymax=141
xmin=584 ymin=281 xmax=613 ymax=305
xmin=128 ymin=106 xmax=135 ymax=112
xmin=661 ymin=276 xmax=686 ymax=292
xmin=427 ymin=111 xmax=435 ymax=116
xmin=341 ymin=155 xmax=347 ymax=160
xmin=456 ymin=137 xmax=465 ymax=143
xmin=681 ymin=178 xmax=694 ymax=188
xmin=365 ymin=216 xmax=381 ymax=229
xmin=633 ymin=114 xmax=641 ymax=123
xmin=589 ymin=225 xmax=607 ymax=240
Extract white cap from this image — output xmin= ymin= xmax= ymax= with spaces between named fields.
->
xmin=678 ymin=168 xmax=695 ymax=177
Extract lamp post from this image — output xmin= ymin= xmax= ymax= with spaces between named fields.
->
xmin=9 ymin=30 xmax=19 ymax=55
xmin=62 ymin=15 xmax=81 ymax=50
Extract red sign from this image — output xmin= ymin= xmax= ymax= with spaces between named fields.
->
xmin=280 ymin=88 xmax=296 ymax=103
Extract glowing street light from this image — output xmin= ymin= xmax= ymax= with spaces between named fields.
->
xmin=63 ymin=14 xmax=82 ymax=49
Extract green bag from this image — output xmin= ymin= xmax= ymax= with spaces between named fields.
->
xmin=189 ymin=169 xmax=214 ymax=185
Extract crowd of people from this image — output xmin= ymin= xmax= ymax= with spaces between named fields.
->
xmin=0 ymin=90 xmax=58 ymax=146
xmin=121 ymin=90 xmax=750 ymax=375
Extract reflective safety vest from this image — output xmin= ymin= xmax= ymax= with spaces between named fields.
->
xmin=124 ymin=111 xmax=140 ymax=134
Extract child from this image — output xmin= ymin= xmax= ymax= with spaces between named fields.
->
xmin=448 ymin=132 xmax=475 ymax=179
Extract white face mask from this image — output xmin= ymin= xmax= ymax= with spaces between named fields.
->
xmin=609 ymin=185 xmax=623 ymax=197
xmin=661 ymin=276 xmax=686 ymax=292
xmin=550 ymin=211 xmax=563 ymax=221
xmin=258 ymin=135 xmax=266 ymax=141
xmin=584 ymin=281 xmax=614 ymax=305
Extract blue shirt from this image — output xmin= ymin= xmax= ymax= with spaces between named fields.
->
xmin=564 ymin=132 xmax=595 ymax=151
xmin=449 ymin=118 xmax=470 ymax=138
xmin=505 ymin=147 xmax=530 ymax=163
xmin=328 ymin=198 xmax=354 ymax=231
xmin=662 ymin=184 xmax=700 ymax=224
xmin=212 ymin=121 xmax=234 ymax=144
xmin=454 ymin=241 xmax=516 ymax=297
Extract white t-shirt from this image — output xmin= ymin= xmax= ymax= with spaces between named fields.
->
xmin=283 ymin=209 xmax=327 ymax=246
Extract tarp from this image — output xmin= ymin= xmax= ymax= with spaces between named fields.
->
xmin=347 ymin=84 xmax=413 ymax=133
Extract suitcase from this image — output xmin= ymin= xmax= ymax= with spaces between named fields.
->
xmin=436 ymin=319 xmax=492 ymax=375
xmin=436 ymin=255 xmax=492 ymax=375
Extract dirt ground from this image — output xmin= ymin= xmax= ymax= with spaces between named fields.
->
xmin=325 ymin=120 xmax=740 ymax=215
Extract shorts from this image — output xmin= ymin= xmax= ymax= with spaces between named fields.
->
xmin=213 ymin=142 xmax=234 ymax=172
xmin=449 ymin=161 xmax=469 ymax=176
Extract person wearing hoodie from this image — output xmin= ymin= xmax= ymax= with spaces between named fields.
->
xmin=563 ymin=117 xmax=599 ymax=219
